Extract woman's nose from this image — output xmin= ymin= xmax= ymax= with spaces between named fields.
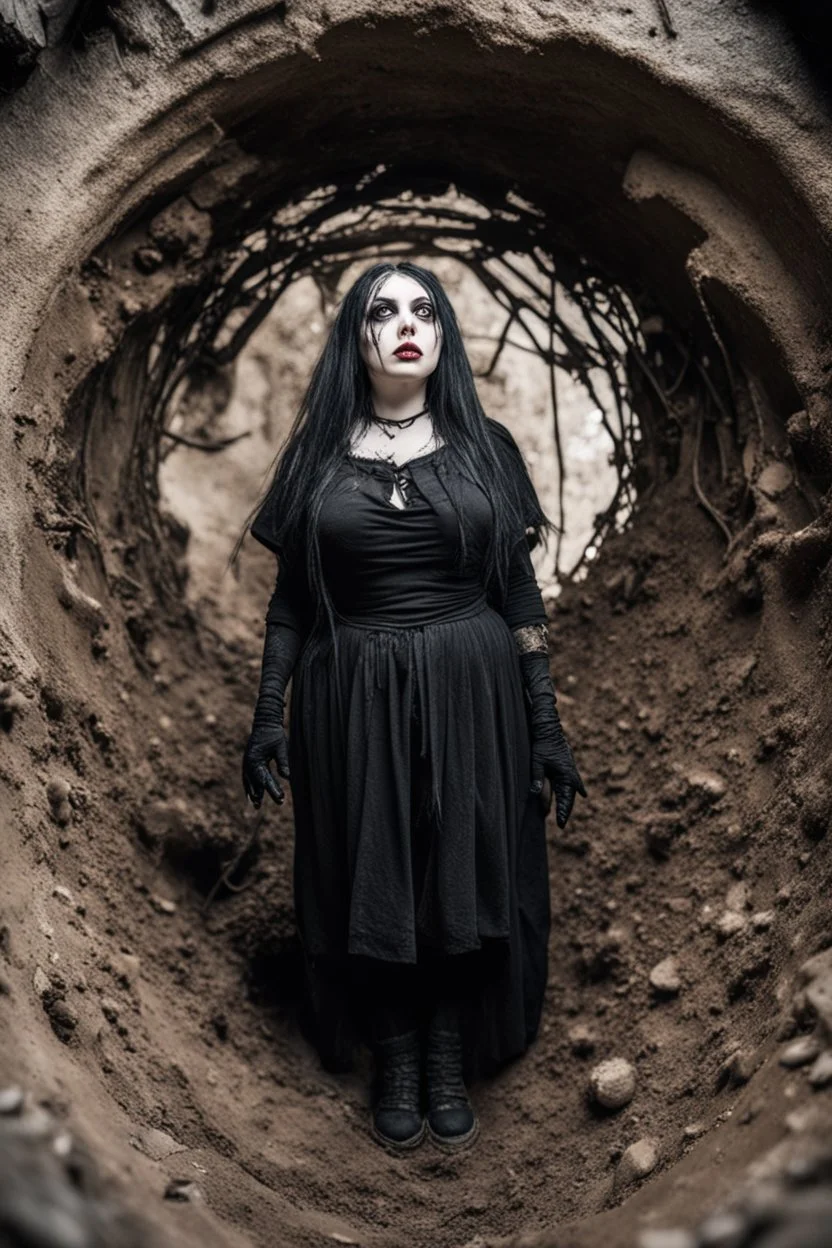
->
xmin=398 ymin=315 xmax=415 ymax=336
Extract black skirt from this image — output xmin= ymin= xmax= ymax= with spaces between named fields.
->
xmin=286 ymin=598 xmax=551 ymax=1081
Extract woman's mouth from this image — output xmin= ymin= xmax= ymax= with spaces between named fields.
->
xmin=394 ymin=343 xmax=422 ymax=360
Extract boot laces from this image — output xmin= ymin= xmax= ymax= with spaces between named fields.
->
xmin=426 ymin=1032 xmax=469 ymax=1110
xmin=378 ymin=1050 xmax=421 ymax=1111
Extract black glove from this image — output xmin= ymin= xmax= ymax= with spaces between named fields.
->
xmin=242 ymin=622 xmax=302 ymax=808
xmin=519 ymin=651 xmax=587 ymax=829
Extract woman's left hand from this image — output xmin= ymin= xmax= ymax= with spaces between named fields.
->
xmin=530 ymin=735 xmax=587 ymax=829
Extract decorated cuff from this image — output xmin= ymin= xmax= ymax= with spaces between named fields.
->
xmin=512 ymin=622 xmax=549 ymax=655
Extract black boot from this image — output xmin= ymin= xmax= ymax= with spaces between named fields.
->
xmin=425 ymin=1018 xmax=479 ymax=1150
xmin=370 ymin=1030 xmax=425 ymax=1151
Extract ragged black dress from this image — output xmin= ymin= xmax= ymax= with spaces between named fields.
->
xmin=250 ymin=421 xmax=552 ymax=1082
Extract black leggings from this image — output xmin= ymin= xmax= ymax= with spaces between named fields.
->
xmin=349 ymin=946 xmax=487 ymax=1044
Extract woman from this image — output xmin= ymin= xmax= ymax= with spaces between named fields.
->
xmin=241 ymin=261 xmax=586 ymax=1153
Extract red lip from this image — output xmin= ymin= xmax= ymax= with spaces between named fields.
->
xmin=394 ymin=342 xmax=422 ymax=358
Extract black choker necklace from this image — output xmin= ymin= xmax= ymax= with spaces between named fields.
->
xmin=371 ymin=406 xmax=429 ymax=439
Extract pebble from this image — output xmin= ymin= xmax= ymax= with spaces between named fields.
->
xmin=33 ymin=968 xmax=51 ymax=998
xmin=751 ymin=910 xmax=775 ymax=931
xmin=799 ymin=947 xmax=832 ymax=1040
xmin=807 ymin=1050 xmax=832 ymax=1088
xmin=589 ymin=1058 xmax=636 ymax=1110
xmin=0 ymin=1087 xmax=24 ymax=1116
xmin=649 ymin=957 xmax=681 ymax=997
xmin=682 ymin=1121 xmax=707 ymax=1140
xmin=164 ymin=1178 xmax=202 ymax=1202
xmin=150 ymin=895 xmax=177 ymax=915
xmin=697 ymin=1211 xmax=747 ymax=1247
xmin=685 ymin=768 xmax=727 ymax=802
xmin=615 ymin=1137 xmax=659 ymax=1189
xmin=100 ymin=998 xmax=120 ymax=1024
xmin=716 ymin=910 xmax=747 ymax=940
xmin=779 ymin=1035 xmax=822 ymax=1068
xmin=568 ymin=1023 xmax=596 ymax=1057
xmin=52 ymin=886 xmax=73 ymax=907
xmin=638 ymin=1232 xmax=696 ymax=1248
xmin=130 ymin=1127 xmax=186 ymax=1161
xmin=719 ymin=1048 xmax=755 ymax=1088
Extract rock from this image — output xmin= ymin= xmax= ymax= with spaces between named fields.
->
xmin=649 ymin=957 xmax=681 ymax=997
xmin=133 ymin=244 xmax=165 ymax=274
xmin=151 ymin=896 xmax=177 ymax=915
xmin=45 ymin=778 xmax=72 ymax=827
xmin=807 ymin=1050 xmax=832 ymax=1088
xmin=100 ymin=998 xmax=120 ymax=1024
xmin=751 ymin=910 xmax=775 ymax=931
xmin=164 ymin=1178 xmax=203 ymax=1202
xmin=589 ymin=1058 xmax=636 ymax=1110
xmin=725 ymin=882 xmax=750 ymax=912
xmin=718 ymin=1048 xmax=756 ymax=1088
xmin=615 ymin=1137 xmax=659 ymax=1190
xmin=0 ymin=1087 xmax=24 ymax=1115
xmin=798 ymin=948 xmax=832 ymax=1040
xmin=779 ymin=1035 xmax=822 ymax=1068
xmin=696 ymin=1212 xmax=747 ymax=1247
xmin=0 ymin=684 xmax=28 ymax=725
xmin=46 ymin=999 xmax=78 ymax=1042
xmin=130 ymin=1126 xmax=186 ymax=1161
xmin=568 ymin=1023 xmax=596 ymax=1057
xmin=757 ymin=461 xmax=793 ymax=499
xmin=685 ymin=769 xmax=727 ymax=802
xmin=33 ymin=967 xmax=51 ymax=997
xmin=51 ymin=886 xmax=73 ymax=907
xmin=682 ymin=1122 xmax=707 ymax=1140
xmin=716 ymin=910 xmax=747 ymax=940
xmin=638 ymin=1233 xmax=696 ymax=1248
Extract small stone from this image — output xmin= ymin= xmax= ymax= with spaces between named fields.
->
xmin=568 ymin=1023 xmax=596 ymax=1057
xmin=751 ymin=910 xmax=775 ymax=931
xmin=47 ymin=999 xmax=78 ymax=1040
xmin=0 ymin=1086 xmax=24 ymax=1115
xmin=151 ymin=895 xmax=177 ymax=915
xmin=589 ymin=1058 xmax=636 ymax=1110
xmin=757 ymin=461 xmax=793 ymax=499
xmin=716 ymin=910 xmax=747 ymax=940
xmin=133 ymin=245 xmax=165 ymax=274
xmin=649 ymin=957 xmax=681 ymax=997
xmin=100 ymin=997 xmax=120 ymax=1024
xmin=725 ymin=882 xmax=750 ymax=912
xmin=685 ymin=769 xmax=727 ymax=802
xmin=52 ymin=885 xmax=73 ymax=907
xmin=204 ymin=713 xmax=217 ymax=728
xmin=807 ymin=1050 xmax=832 ymax=1088
xmin=798 ymin=948 xmax=832 ymax=1041
xmin=615 ymin=1137 xmax=659 ymax=1189
xmin=33 ymin=967 xmax=51 ymax=997
xmin=779 ymin=1035 xmax=822 ymax=1068
xmin=46 ymin=778 xmax=71 ymax=807
xmin=697 ymin=1212 xmax=747 ymax=1247
xmin=130 ymin=1126 xmax=186 ymax=1161
xmin=719 ymin=1048 xmax=755 ymax=1088
xmin=682 ymin=1121 xmax=706 ymax=1140
xmin=158 ymin=714 xmax=173 ymax=732
xmin=164 ymin=1178 xmax=202 ymax=1202
xmin=638 ymin=1232 xmax=696 ymax=1248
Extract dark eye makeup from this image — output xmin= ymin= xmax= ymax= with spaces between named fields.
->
xmin=368 ymin=299 xmax=434 ymax=321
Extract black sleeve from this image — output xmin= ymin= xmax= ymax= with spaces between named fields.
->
xmin=485 ymin=419 xmax=549 ymax=629
xmin=264 ymin=552 xmax=314 ymax=636
xmin=499 ymin=540 xmax=549 ymax=630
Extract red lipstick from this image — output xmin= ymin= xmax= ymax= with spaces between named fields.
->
xmin=394 ymin=341 xmax=422 ymax=360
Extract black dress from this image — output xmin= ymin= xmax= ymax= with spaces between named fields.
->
xmin=250 ymin=421 xmax=552 ymax=1081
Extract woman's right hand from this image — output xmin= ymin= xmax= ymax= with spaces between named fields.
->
xmin=242 ymin=726 xmax=290 ymax=808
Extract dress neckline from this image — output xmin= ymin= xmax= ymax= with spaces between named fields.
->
xmin=345 ymin=443 xmax=448 ymax=471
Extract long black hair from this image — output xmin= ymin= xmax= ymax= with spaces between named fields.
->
xmin=235 ymin=259 xmax=554 ymax=652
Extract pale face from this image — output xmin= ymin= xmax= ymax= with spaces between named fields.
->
xmin=359 ymin=272 xmax=443 ymax=384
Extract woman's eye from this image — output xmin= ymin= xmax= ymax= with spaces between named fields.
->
xmin=370 ymin=304 xmax=393 ymax=320
xmin=416 ymin=305 xmax=434 ymax=319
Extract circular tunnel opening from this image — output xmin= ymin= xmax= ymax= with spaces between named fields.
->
xmin=4 ymin=12 xmax=832 ymax=1248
